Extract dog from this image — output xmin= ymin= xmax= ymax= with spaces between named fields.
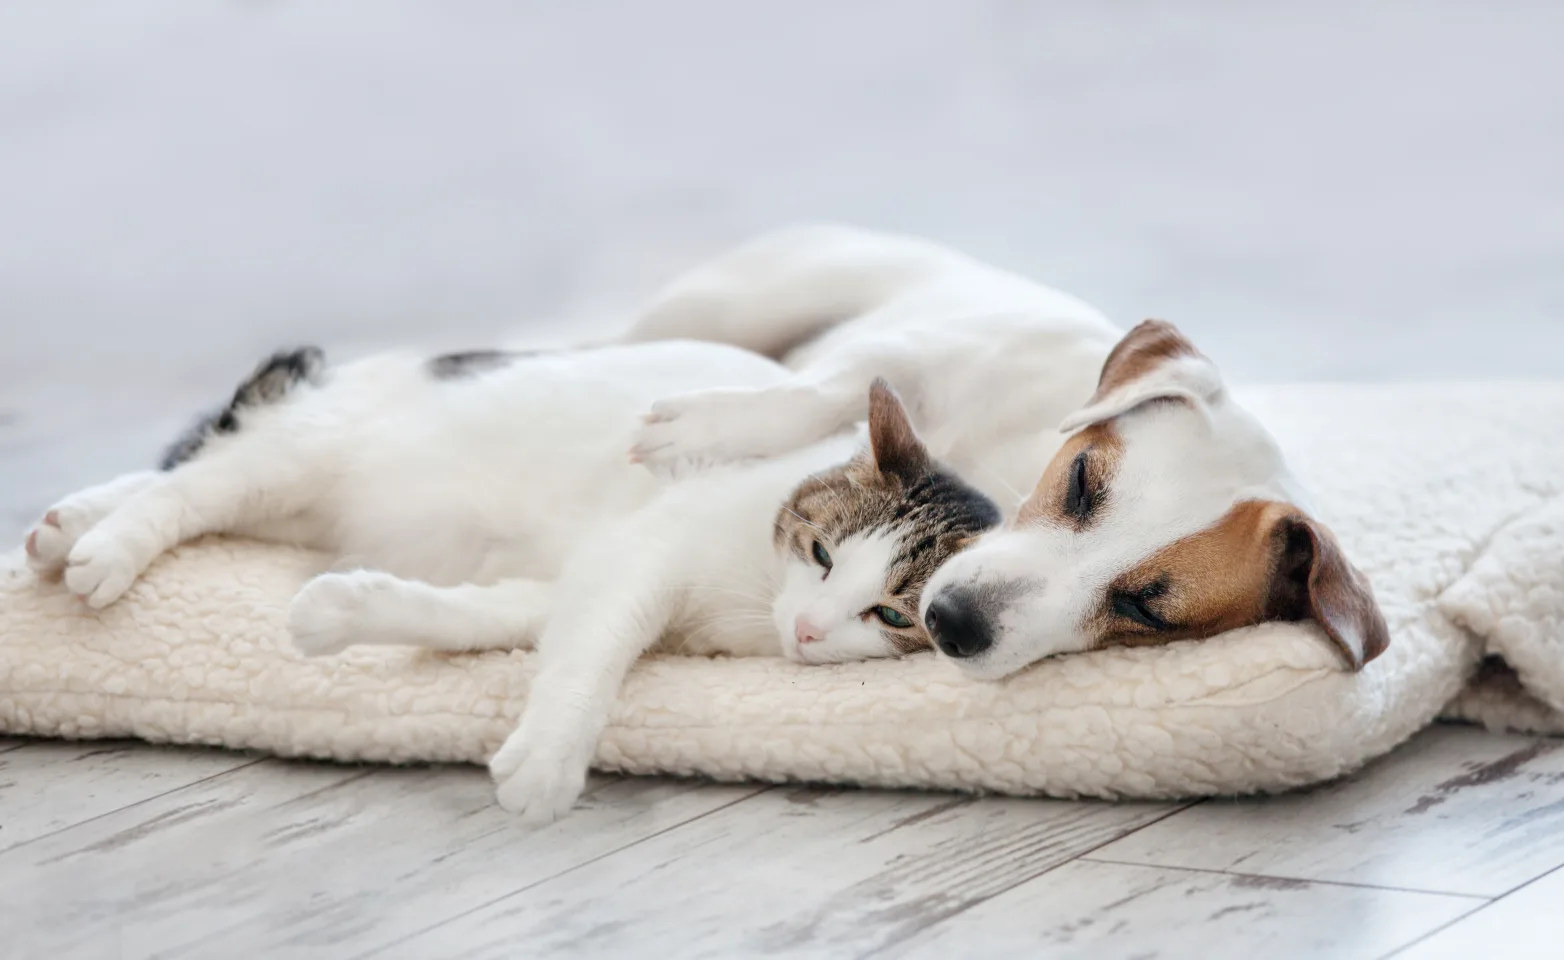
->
xmin=628 ymin=223 xmax=1389 ymax=680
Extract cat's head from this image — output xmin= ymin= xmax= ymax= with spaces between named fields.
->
xmin=771 ymin=380 xmax=1001 ymax=664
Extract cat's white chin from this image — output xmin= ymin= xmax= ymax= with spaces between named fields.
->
xmin=782 ymin=640 xmax=820 ymax=665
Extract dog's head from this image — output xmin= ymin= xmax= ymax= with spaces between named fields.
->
xmin=921 ymin=320 xmax=1388 ymax=680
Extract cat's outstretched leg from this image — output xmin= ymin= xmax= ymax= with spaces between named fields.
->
xmin=488 ymin=524 xmax=677 ymax=824
xmin=25 ymin=470 xmax=160 ymax=577
xmin=49 ymin=347 xmax=330 ymax=608
xmin=59 ymin=440 xmax=322 ymax=607
xmin=630 ymin=342 xmax=923 ymax=474
xmin=288 ymin=571 xmax=554 ymax=656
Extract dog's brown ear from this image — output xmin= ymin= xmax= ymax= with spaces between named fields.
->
xmin=1060 ymin=320 xmax=1224 ymax=432
xmin=866 ymin=378 xmax=929 ymax=483
xmin=1265 ymin=513 xmax=1390 ymax=670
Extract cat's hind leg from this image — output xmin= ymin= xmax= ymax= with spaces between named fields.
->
xmin=25 ymin=470 xmax=161 ymax=577
xmin=62 ymin=438 xmax=324 ymax=607
xmin=58 ymin=347 xmax=332 ymax=608
xmin=288 ymin=572 xmax=554 ymax=657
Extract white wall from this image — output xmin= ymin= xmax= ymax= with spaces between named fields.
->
xmin=1 ymin=2 xmax=1560 ymax=531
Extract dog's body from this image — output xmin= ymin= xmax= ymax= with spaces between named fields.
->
xmin=625 ymin=224 xmax=1387 ymax=680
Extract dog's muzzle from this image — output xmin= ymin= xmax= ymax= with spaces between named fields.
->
xmin=924 ymin=588 xmax=995 ymax=659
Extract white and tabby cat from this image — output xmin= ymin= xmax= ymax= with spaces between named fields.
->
xmin=24 ymin=342 xmax=997 ymax=820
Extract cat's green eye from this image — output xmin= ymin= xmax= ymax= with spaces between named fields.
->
xmin=875 ymin=605 xmax=914 ymax=629
xmin=811 ymin=541 xmax=833 ymax=571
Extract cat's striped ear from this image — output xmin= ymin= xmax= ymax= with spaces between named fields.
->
xmin=867 ymin=378 xmax=929 ymax=484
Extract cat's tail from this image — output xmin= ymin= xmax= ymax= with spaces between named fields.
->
xmin=619 ymin=223 xmax=972 ymax=361
xmin=159 ymin=347 xmax=326 ymax=470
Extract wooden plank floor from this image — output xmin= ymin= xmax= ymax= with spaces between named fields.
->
xmin=2 ymin=728 xmax=1563 ymax=958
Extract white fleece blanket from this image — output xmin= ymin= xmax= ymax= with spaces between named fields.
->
xmin=3 ymin=382 xmax=1562 ymax=798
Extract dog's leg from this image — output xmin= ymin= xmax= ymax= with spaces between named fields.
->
xmin=288 ymin=571 xmax=554 ymax=656
xmin=488 ymin=524 xmax=677 ymax=824
xmin=25 ymin=470 xmax=161 ymax=577
xmin=621 ymin=223 xmax=965 ymax=359
xmin=625 ymin=225 xmax=979 ymax=473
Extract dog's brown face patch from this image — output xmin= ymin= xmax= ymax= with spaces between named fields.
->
xmin=1082 ymin=499 xmax=1389 ymax=668
xmin=1016 ymin=423 xmax=1124 ymax=529
xmin=1089 ymin=500 xmax=1291 ymax=648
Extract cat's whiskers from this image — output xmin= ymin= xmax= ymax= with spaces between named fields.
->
xmin=672 ymin=609 xmax=780 ymax=655
xmin=688 ymin=565 xmax=780 ymax=598
xmin=682 ymin=610 xmax=776 ymax=630
xmin=688 ymin=583 xmax=774 ymax=607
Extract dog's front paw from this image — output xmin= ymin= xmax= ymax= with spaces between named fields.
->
xmin=62 ymin=531 xmax=142 ymax=609
xmin=489 ymin=726 xmax=592 ymax=826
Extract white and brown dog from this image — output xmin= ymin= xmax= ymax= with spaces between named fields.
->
xmin=628 ymin=224 xmax=1389 ymax=678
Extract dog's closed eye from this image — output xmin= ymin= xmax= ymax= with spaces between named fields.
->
xmin=1064 ymin=452 xmax=1094 ymax=520
xmin=1112 ymin=582 xmax=1172 ymax=631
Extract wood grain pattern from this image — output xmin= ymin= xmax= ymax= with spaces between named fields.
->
xmin=377 ymin=786 xmax=1182 ymax=959
xmin=1093 ymin=727 xmax=1564 ymax=896
xmin=884 ymin=859 xmax=1477 ymax=960
xmin=0 ymin=739 xmax=258 ymax=852
xmin=0 ymin=760 xmax=760 ymax=959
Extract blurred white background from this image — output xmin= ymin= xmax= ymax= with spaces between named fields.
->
xmin=1 ymin=2 xmax=1561 ymax=536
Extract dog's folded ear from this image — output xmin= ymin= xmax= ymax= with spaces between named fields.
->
xmin=1060 ymin=320 xmax=1224 ymax=433
xmin=1265 ymin=512 xmax=1391 ymax=670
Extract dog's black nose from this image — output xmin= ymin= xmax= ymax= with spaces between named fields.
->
xmin=925 ymin=590 xmax=993 ymax=659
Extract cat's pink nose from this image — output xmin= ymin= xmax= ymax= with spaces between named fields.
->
xmin=794 ymin=616 xmax=826 ymax=645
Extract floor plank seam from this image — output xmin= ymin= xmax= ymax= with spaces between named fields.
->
xmin=1077 ymin=856 xmax=1493 ymax=901
xmin=1376 ymin=904 xmax=1494 ymax=960
xmin=852 ymin=801 xmax=1203 ymax=959
xmin=353 ymin=784 xmax=776 ymax=958
xmin=1377 ymin=860 xmax=1564 ymax=959
xmin=0 ymin=750 xmax=270 ymax=858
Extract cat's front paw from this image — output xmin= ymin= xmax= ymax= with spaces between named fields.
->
xmin=490 ymin=725 xmax=592 ymax=825
xmin=629 ymin=386 xmax=827 ymax=477
xmin=288 ymin=571 xmax=392 ymax=656
xmin=62 ymin=531 xmax=142 ymax=608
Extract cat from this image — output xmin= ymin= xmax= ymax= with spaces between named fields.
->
xmin=23 ymin=340 xmax=999 ymax=820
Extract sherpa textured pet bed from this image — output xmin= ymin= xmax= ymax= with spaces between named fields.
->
xmin=3 ymin=382 xmax=1564 ymax=799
